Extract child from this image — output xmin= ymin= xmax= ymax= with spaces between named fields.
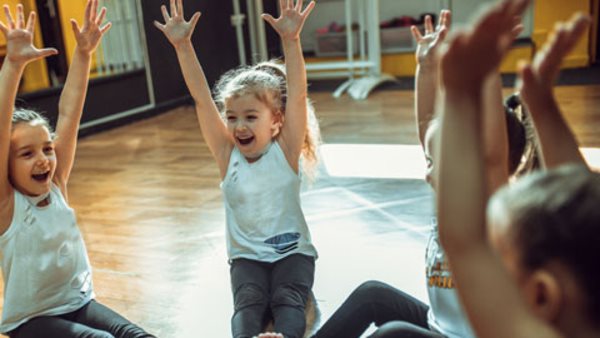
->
xmin=436 ymin=0 xmax=598 ymax=337
xmin=311 ymin=9 xmax=533 ymax=338
xmin=0 ymin=2 xmax=155 ymax=337
xmin=154 ymin=0 xmax=320 ymax=337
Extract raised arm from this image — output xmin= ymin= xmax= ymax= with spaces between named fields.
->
xmin=437 ymin=0 xmax=561 ymax=337
xmin=262 ymin=0 xmax=315 ymax=172
xmin=154 ymin=0 xmax=232 ymax=176
xmin=54 ymin=0 xmax=111 ymax=197
xmin=0 ymin=5 xmax=57 ymax=204
xmin=411 ymin=10 xmax=450 ymax=148
xmin=517 ymin=13 xmax=590 ymax=169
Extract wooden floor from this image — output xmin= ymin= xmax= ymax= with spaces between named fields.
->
xmin=1 ymin=85 xmax=599 ymax=337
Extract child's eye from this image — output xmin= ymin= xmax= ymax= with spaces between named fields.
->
xmin=247 ymin=115 xmax=257 ymax=121
xmin=226 ymin=116 xmax=236 ymax=122
xmin=43 ymin=147 xmax=55 ymax=154
xmin=21 ymin=151 xmax=32 ymax=158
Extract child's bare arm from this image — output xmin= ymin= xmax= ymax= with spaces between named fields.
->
xmin=411 ymin=10 xmax=450 ymax=148
xmin=54 ymin=0 xmax=111 ymax=197
xmin=518 ymin=13 xmax=590 ymax=169
xmin=0 ymin=5 xmax=57 ymax=206
xmin=437 ymin=0 xmax=562 ymax=337
xmin=262 ymin=0 xmax=315 ymax=173
xmin=154 ymin=0 xmax=232 ymax=177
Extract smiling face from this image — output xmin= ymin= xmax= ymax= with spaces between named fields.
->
xmin=9 ymin=122 xmax=57 ymax=196
xmin=225 ymin=93 xmax=281 ymax=162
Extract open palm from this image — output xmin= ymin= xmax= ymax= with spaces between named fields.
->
xmin=0 ymin=5 xmax=57 ymax=65
xmin=71 ymin=0 xmax=111 ymax=54
xmin=262 ymin=0 xmax=315 ymax=40
xmin=154 ymin=0 xmax=201 ymax=47
xmin=411 ymin=10 xmax=451 ymax=64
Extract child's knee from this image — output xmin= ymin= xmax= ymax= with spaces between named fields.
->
xmin=271 ymin=283 xmax=309 ymax=308
xmin=234 ymin=283 xmax=269 ymax=310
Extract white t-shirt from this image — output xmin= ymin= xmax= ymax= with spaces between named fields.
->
xmin=426 ymin=218 xmax=475 ymax=338
xmin=221 ymin=141 xmax=317 ymax=262
xmin=0 ymin=184 xmax=94 ymax=333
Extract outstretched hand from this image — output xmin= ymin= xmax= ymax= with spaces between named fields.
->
xmin=411 ymin=10 xmax=451 ymax=65
xmin=154 ymin=0 xmax=201 ymax=48
xmin=262 ymin=0 xmax=315 ymax=41
xmin=440 ymin=0 xmax=530 ymax=91
xmin=517 ymin=13 xmax=590 ymax=104
xmin=71 ymin=0 xmax=111 ymax=55
xmin=0 ymin=4 xmax=57 ymax=66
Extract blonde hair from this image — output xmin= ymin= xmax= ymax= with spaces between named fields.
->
xmin=213 ymin=60 xmax=321 ymax=179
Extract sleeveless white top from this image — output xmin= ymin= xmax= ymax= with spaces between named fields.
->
xmin=221 ymin=142 xmax=317 ymax=262
xmin=426 ymin=217 xmax=475 ymax=338
xmin=0 ymin=184 xmax=94 ymax=333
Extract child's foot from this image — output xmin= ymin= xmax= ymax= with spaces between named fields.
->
xmin=255 ymin=332 xmax=284 ymax=338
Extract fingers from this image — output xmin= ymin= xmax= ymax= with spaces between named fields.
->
xmin=442 ymin=9 xmax=452 ymax=29
xmin=16 ymin=4 xmax=24 ymax=30
xmin=301 ymin=1 xmax=315 ymax=17
xmin=279 ymin=0 xmax=286 ymax=13
xmin=424 ymin=15 xmax=433 ymax=34
xmin=36 ymin=47 xmax=59 ymax=59
xmin=99 ymin=22 xmax=111 ymax=34
xmin=0 ymin=22 xmax=7 ymax=36
xmin=96 ymin=7 xmax=107 ymax=27
xmin=25 ymin=11 xmax=35 ymax=32
xmin=153 ymin=20 xmax=166 ymax=32
xmin=91 ymin=0 xmax=98 ymax=23
xmin=177 ymin=0 xmax=184 ymax=16
xmin=4 ymin=5 xmax=14 ymax=30
xmin=84 ymin=0 xmax=92 ymax=25
xmin=161 ymin=5 xmax=170 ymax=23
xmin=410 ymin=25 xmax=423 ymax=41
xmin=295 ymin=0 xmax=303 ymax=12
xmin=189 ymin=11 xmax=201 ymax=30
xmin=170 ymin=0 xmax=177 ymax=18
xmin=70 ymin=18 xmax=81 ymax=35
xmin=262 ymin=13 xmax=277 ymax=27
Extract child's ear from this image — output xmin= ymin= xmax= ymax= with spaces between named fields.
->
xmin=523 ymin=269 xmax=562 ymax=322
xmin=271 ymin=111 xmax=283 ymax=136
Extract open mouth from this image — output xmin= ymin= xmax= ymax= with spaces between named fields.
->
xmin=32 ymin=172 xmax=50 ymax=182
xmin=237 ymin=136 xmax=254 ymax=146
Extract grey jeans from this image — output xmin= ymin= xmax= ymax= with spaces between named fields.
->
xmin=230 ymin=253 xmax=316 ymax=338
xmin=8 ymin=300 xmax=155 ymax=338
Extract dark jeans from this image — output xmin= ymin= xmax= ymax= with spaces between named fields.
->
xmin=230 ymin=253 xmax=315 ymax=338
xmin=8 ymin=300 xmax=155 ymax=338
xmin=312 ymin=280 xmax=444 ymax=338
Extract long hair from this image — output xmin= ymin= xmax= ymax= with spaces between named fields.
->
xmin=213 ymin=60 xmax=321 ymax=179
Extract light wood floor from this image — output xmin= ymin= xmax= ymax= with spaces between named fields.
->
xmin=1 ymin=85 xmax=599 ymax=337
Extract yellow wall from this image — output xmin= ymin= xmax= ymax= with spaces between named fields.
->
xmin=532 ymin=0 xmax=591 ymax=68
xmin=56 ymin=0 xmax=87 ymax=66
xmin=0 ymin=0 xmax=51 ymax=92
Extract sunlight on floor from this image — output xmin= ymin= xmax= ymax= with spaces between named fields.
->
xmin=321 ymin=144 xmax=426 ymax=179
xmin=321 ymin=144 xmax=600 ymax=179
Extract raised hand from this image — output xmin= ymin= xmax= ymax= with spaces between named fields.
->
xmin=0 ymin=4 xmax=58 ymax=66
xmin=440 ymin=0 xmax=530 ymax=91
xmin=262 ymin=0 xmax=315 ymax=41
xmin=411 ymin=10 xmax=451 ymax=65
xmin=518 ymin=13 xmax=590 ymax=103
xmin=154 ymin=0 xmax=201 ymax=48
xmin=71 ymin=0 xmax=111 ymax=55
